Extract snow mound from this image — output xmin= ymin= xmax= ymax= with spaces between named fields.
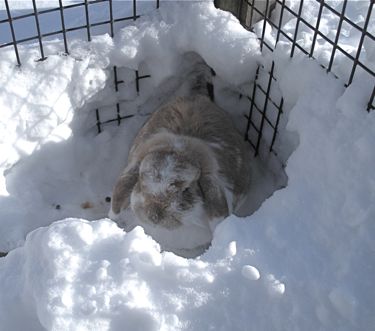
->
xmin=0 ymin=218 xmax=284 ymax=331
xmin=112 ymin=2 xmax=261 ymax=86
xmin=0 ymin=1 xmax=374 ymax=330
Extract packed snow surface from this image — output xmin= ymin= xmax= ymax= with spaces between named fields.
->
xmin=1 ymin=1 xmax=375 ymax=331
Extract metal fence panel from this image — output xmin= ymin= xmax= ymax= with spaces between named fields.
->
xmin=1 ymin=0 xmax=374 ymax=158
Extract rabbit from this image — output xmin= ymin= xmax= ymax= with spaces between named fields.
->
xmin=109 ymin=93 xmax=251 ymax=253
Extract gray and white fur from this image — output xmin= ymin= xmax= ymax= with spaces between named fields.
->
xmin=109 ymin=68 xmax=251 ymax=243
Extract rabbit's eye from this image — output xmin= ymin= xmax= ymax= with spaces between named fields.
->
xmin=170 ymin=181 xmax=183 ymax=190
xmin=179 ymin=187 xmax=194 ymax=210
xmin=182 ymin=187 xmax=192 ymax=197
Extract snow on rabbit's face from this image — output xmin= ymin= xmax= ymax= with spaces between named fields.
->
xmin=130 ymin=150 xmax=204 ymax=229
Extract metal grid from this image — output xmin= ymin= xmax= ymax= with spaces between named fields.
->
xmin=95 ymin=67 xmax=151 ymax=133
xmin=1 ymin=0 xmax=374 ymax=157
xmin=1 ymin=0 xmax=159 ymax=131
xmin=235 ymin=0 xmax=375 ymax=156
xmin=1 ymin=0 xmax=160 ymax=64
xmin=245 ymin=62 xmax=284 ymax=157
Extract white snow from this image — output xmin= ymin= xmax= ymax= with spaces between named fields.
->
xmin=0 ymin=1 xmax=375 ymax=330
xmin=0 ymin=1 xmax=158 ymax=45
xmin=241 ymin=265 xmax=260 ymax=281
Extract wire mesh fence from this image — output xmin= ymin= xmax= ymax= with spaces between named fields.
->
xmin=0 ymin=0 xmax=159 ymax=134
xmin=230 ymin=0 xmax=375 ymax=156
xmin=1 ymin=0 xmax=160 ymax=64
xmin=1 ymin=0 xmax=374 ymax=160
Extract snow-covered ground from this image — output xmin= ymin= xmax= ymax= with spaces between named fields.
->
xmin=0 ymin=1 xmax=374 ymax=330
xmin=0 ymin=0 xmax=158 ymax=45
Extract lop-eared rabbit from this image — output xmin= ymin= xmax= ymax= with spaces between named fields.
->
xmin=109 ymin=84 xmax=251 ymax=256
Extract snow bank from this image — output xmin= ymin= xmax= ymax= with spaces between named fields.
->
xmin=1 ymin=54 xmax=374 ymax=331
xmin=112 ymin=2 xmax=261 ymax=86
xmin=0 ymin=218 xmax=286 ymax=331
xmin=1 ymin=1 xmax=375 ymax=330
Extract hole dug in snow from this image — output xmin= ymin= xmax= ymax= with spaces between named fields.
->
xmin=1 ymin=53 xmax=289 ymax=259
xmin=97 ymin=55 xmax=289 ymax=258
xmin=2 ymin=1 xmax=289 ymax=257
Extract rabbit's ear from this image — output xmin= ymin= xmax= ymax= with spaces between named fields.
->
xmin=111 ymin=163 xmax=139 ymax=215
xmin=198 ymin=173 xmax=229 ymax=220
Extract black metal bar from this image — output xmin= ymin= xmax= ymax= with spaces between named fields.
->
xmin=138 ymin=74 xmax=152 ymax=80
xmin=260 ymin=40 xmax=275 ymax=52
xmin=58 ymin=0 xmax=69 ymax=54
xmin=32 ymin=0 xmax=47 ymax=61
xmin=134 ymin=70 xmax=151 ymax=94
xmin=114 ymin=15 xmax=141 ymax=23
xmin=114 ymin=66 xmax=119 ymax=92
xmin=116 ymin=103 xmax=121 ymax=125
xmin=327 ymin=0 xmax=347 ymax=73
xmin=260 ymin=0 xmax=270 ymax=51
xmin=102 ymin=114 xmax=134 ymax=125
xmin=88 ymin=0 xmax=108 ymax=5
xmin=290 ymin=0 xmax=304 ymax=58
xmin=251 ymin=101 xmax=276 ymax=129
xmin=368 ymin=87 xmax=375 ymax=112
xmin=309 ymin=0 xmax=324 ymax=58
xmin=0 ymin=11 xmax=40 ymax=22
xmin=348 ymin=1 xmax=373 ymax=85
xmin=157 ymin=0 xmax=160 ymax=9
xmin=244 ymin=114 xmax=261 ymax=134
xmin=113 ymin=66 xmax=124 ymax=92
xmin=246 ymin=138 xmax=257 ymax=150
xmin=133 ymin=0 xmax=137 ymax=21
xmin=255 ymin=84 xmax=282 ymax=109
xmin=249 ymin=120 xmax=260 ymax=133
xmin=275 ymin=0 xmax=285 ymax=44
xmin=135 ymin=70 xmax=140 ymax=94
xmin=270 ymin=98 xmax=283 ymax=152
xmin=255 ymin=62 xmax=274 ymax=156
xmin=109 ymin=0 xmax=114 ymax=38
xmin=84 ymin=0 xmax=91 ymax=42
xmin=1 ymin=8 xmax=60 ymax=22
xmin=96 ymin=109 xmax=102 ymax=134
xmin=4 ymin=0 xmax=21 ymax=66
xmin=245 ymin=66 xmax=259 ymax=143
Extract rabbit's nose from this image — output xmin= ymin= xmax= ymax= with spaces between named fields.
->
xmin=149 ymin=205 xmax=165 ymax=224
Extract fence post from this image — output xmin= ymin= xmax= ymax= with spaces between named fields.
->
xmin=215 ymin=0 xmax=276 ymax=27
xmin=214 ymin=0 xmax=241 ymax=17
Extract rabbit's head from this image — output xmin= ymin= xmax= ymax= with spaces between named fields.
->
xmin=130 ymin=150 xmax=205 ymax=229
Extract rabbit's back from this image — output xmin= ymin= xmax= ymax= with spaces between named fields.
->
xmin=130 ymin=95 xmax=251 ymax=208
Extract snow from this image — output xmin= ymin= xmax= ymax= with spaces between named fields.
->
xmin=0 ymin=1 xmax=158 ymax=45
xmin=241 ymin=265 xmax=260 ymax=281
xmin=265 ymin=0 xmax=375 ymax=84
xmin=0 ymin=1 xmax=375 ymax=330
xmin=0 ymin=1 xmax=262 ymax=252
